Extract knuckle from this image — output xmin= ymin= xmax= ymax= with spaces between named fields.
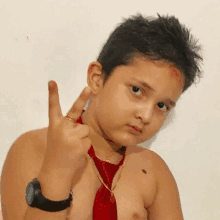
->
xmin=80 ymin=125 xmax=89 ymax=137
xmin=49 ymin=98 xmax=56 ymax=109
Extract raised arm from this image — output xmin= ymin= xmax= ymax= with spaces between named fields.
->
xmin=1 ymin=80 xmax=92 ymax=220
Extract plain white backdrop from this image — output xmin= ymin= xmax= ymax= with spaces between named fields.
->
xmin=0 ymin=0 xmax=219 ymax=219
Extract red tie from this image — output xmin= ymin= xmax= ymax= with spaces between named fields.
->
xmin=76 ymin=112 xmax=126 ymax=220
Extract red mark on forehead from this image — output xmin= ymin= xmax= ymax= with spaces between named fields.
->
xmin=170 ymin=68 xmax=178 ymax=80
xmin=170 ymin=67 xmax=184 ymax=88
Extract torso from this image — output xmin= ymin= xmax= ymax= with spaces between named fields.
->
xmin=35 ymin=127 xmax=157 ymax=220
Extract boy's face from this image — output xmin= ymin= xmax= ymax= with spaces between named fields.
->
xmin=86 ymin=56 xmax=184 ymax=147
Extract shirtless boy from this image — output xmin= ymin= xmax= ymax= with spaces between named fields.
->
xmin=1 ymin=13 xmax=203 ymax=220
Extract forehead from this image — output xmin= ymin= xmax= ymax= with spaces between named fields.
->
xmin=111 ymin=56 xmax=184 ymax=98
xmin=123 ymin=57 xmax=183 ymax=83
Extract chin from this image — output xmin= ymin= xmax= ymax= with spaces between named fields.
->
xmin=115 ymin=137 xmax=137 ymax=147
xmin=104 ymin=128 xmax=138 ymax=146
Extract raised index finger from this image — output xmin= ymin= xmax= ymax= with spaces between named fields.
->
xmin=66 ymin=86 xmax=92 ymax=121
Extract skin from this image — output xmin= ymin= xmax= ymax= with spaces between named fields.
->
xmin=81 ymin=56 xmax=184 ymax=162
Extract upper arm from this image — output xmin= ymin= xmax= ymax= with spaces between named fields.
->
xmin=1 ymin=130 xmax=45 ymax=220
xmin=147 ymin=152 xmax=184 ymax=220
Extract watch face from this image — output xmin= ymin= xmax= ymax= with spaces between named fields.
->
xmin=26 ymin=182 xmax=34 ymax=205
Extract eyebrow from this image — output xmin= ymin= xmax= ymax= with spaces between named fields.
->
xmin=130 ymin=77 xmax=176 ymax=107
xmin=131 ymin=77 xmax=155 ymax=92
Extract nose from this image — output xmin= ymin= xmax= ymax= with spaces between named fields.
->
xmin=136 ymin=103 xmax=154 ymax=124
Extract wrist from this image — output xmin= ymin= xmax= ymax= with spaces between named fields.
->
xmin=37 ymin=169 xmax=73 ymax=201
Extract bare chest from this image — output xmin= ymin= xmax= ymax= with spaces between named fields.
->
xmin=66 ymin=148 xmax=156 ymax=220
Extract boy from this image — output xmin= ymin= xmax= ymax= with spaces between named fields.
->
xmin=1 ymin=13 xmax=203 ymax=220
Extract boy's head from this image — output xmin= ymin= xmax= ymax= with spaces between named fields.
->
xmin=83 ymin=13 xmax=203 ymax=145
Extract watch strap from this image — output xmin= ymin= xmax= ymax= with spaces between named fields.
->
xmin=29 ymin=178 xmax=73 ymax=212
xmin=36 ymin=190 xmax=73 ymax=212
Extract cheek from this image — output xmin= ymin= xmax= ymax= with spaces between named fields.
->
xmin=114 ymin=87 xmax=132 ymax=110
xmin=150 ymin=115 xmax=166 ymax=134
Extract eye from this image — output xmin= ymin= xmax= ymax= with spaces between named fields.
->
xmin=157 ymin=102 xmax=170 ymax=112
xmin=131 ymin=85 xmax=143 ymax=96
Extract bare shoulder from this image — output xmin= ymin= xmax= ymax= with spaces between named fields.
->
xmin=140 ymin=148 xmax=184 ymax=220
xmin=1 ymin=127 xmax=48 ymax=220
xmin=137 ymin=145 xmax=176 ymax=175
xmin=135 ymin=144 xmax=162 ymax=166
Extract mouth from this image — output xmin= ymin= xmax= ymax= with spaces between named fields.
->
xmin=127 ymin=125 xmax=142 ymax=135
xmin=130 ymin=125 xmax=142 ymax=133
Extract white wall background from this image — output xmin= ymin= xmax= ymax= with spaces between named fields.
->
xmin=0 ymin=0 xmax=219 ymax=219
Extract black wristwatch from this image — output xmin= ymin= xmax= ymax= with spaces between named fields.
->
xmin=26 ymin=178 xmax=73 ymax=212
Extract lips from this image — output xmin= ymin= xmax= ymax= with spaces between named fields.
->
xmin=130 ymin=125 xmax=142 ymax=133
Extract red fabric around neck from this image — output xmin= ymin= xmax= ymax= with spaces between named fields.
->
xmin=76 ymin=111 xmax=126 ymax=220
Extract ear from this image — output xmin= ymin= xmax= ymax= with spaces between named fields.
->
xmin=87 ymin=61 xmax=104 ymax=94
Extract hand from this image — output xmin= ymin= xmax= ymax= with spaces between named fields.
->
xmin=41 ymin=80 xmax=93 ymax=176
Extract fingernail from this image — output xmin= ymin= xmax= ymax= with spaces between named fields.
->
xmin=48 ymin=81 xmax=55 ymax=92
xmin=52 ymin=81 xmax=56 ymax=89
